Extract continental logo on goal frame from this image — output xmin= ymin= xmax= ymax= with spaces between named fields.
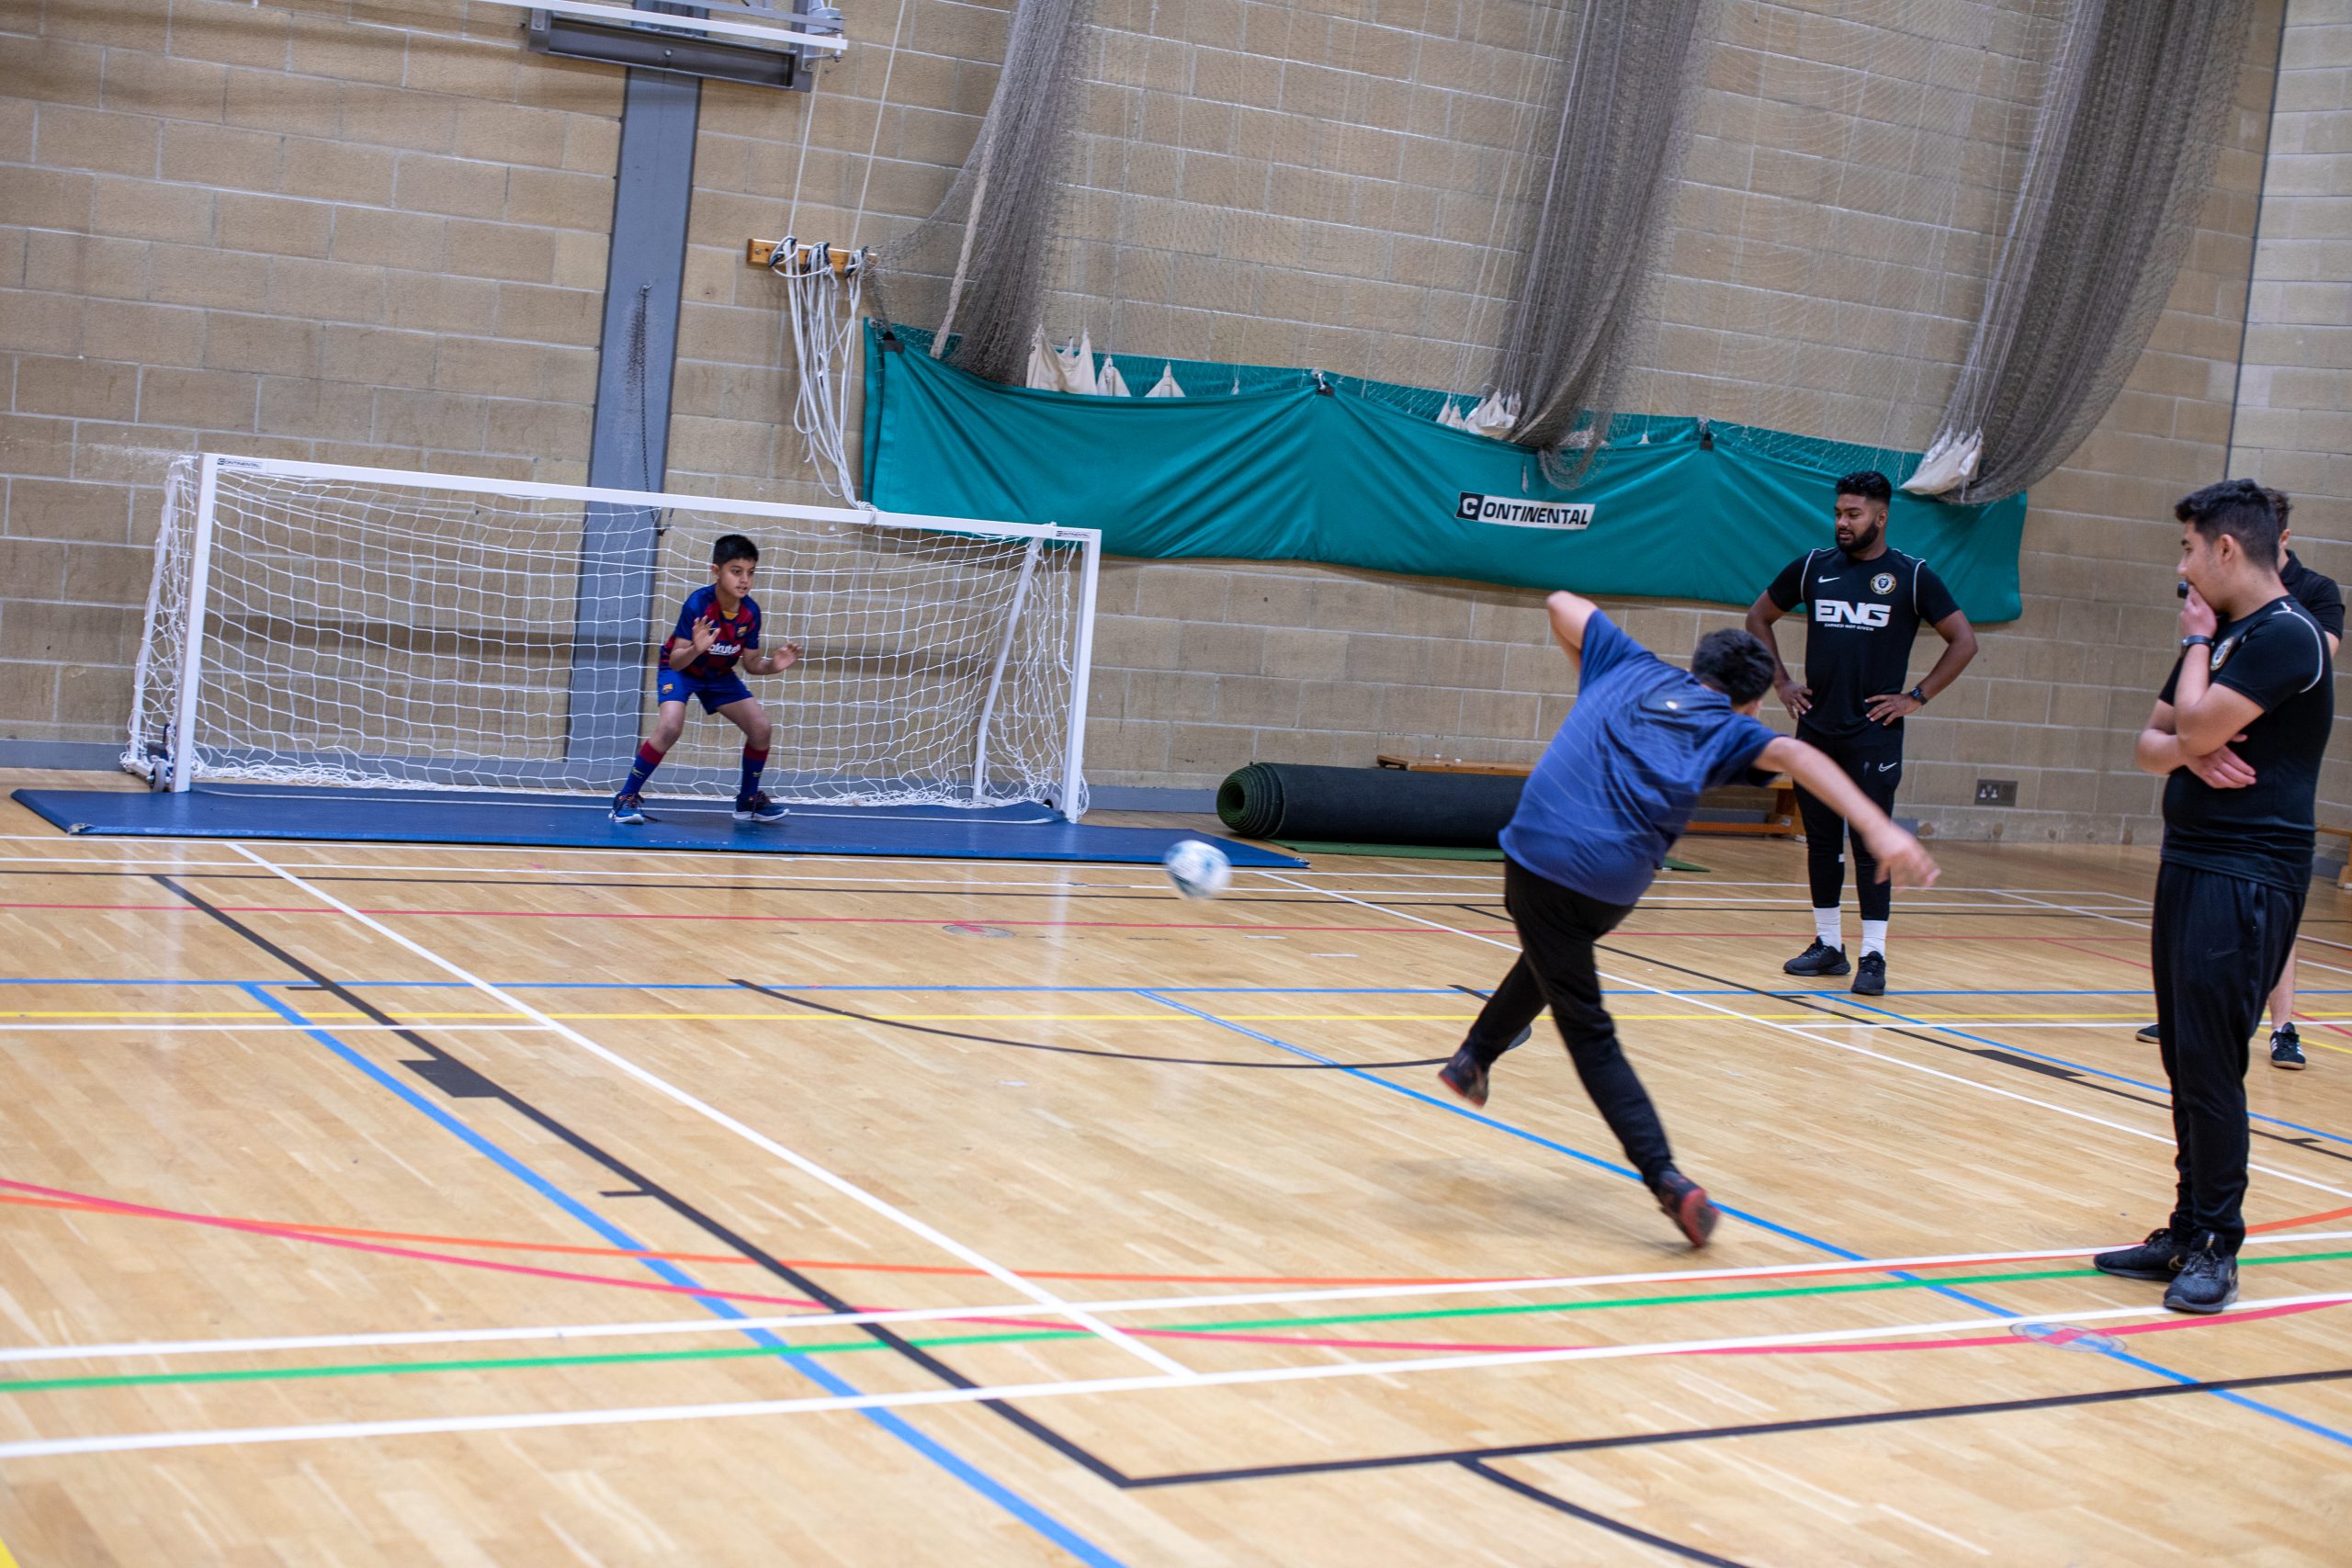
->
xmin=1455 ymin=493 xmax=1595 ymax=530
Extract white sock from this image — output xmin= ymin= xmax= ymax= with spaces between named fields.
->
xmin=1813 ymin=908 xmax=1842 ymax=950
xmin=1860 ymin=920 xmax=1888 ymax=958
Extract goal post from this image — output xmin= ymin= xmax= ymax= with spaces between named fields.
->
xmin=127 ymin=454 xmax=1102 ymax=818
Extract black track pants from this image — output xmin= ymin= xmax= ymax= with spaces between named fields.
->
xmin=1463 ymin=858 xmax=1675 ymax=1188
xmin=1793 ymin=725 xmax=1903 ymax=923
xmin=2149 ymin=862 xmax=2303 ymax=1253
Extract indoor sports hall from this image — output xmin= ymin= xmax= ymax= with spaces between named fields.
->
xmin=2 ymin=2 xmax=2349 ymax=1564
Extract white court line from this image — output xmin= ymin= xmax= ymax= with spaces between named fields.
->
xmin=5 ymin=1289 xmax=2346 ymax=1461
xmin=1260 ymin=874 xmax=2352 ymax=1202
xmin=0 ymin=1022 xmax=554 ymax=1035
xmin=221 ymin=841 xmax=1195 ymax=1382
xmin=1992 ymin=886 xmax=2352 ymax=978
xmin=6 ymin=1227 xmax=2345 ymax=1370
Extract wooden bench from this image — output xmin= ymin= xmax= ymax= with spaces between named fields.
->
xmin=1374 ymin=753 xmax=1801 ymax=838
xmin=2321 ymin=825 xmax=2352 ymax=892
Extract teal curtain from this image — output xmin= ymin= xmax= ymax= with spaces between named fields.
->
xmin=863 ymin=324 xmax=2025 ymax=621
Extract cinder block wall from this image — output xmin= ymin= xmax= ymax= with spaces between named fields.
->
xmin=0 ymin=0 xmax=620 ymax=746
xmin=2229 ymin=0 xmax=2352 ymax=822
xmin=1 ymin=0 xmax=2320 ymax=845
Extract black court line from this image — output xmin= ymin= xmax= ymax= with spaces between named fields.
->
xmin=144 ymin=873 xmax=1136 ymax=1486
xmin=1462 ymin=1459 xmax=1754 ymax=1567
xmin=1125 ymin=1367 xmax=2352 ymax=1485
xmin=1590 ymin=941 xmax=2352 ymax=1168
xmin=730 ymin=978 xmax=1451 ymax=1071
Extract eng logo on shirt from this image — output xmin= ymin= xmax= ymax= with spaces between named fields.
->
xmin=1814 ymin=600 xmax=1892 ymax=627
xmin=1871 ymin=570 xmax=1896 ymax=594
xmin=1454 ymin=493 xmax=1594 ymax=530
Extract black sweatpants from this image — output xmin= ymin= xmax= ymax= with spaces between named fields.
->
xmin=1463 ymin=858 xmax=1675 ymax=1188
xmin=2150 ymin=862 xmax=2304 ymax=1254
xmin=1793 ymin=724 xmax=1903 ymax=922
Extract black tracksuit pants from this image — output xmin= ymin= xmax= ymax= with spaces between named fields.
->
xmin=2149 ymin=862 xmax=2304 ymax=1254
xmin=1463 ymin=858 xmax=1675 ymax=1188
xmin=1793 ymin=724 xmax=1903 ymax=922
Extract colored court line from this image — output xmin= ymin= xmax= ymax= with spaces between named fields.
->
xmin=223 ymin=978 xmax=1127 ymax=1562
xmin=8 ymin=1254 xmax=2347 ymax=1399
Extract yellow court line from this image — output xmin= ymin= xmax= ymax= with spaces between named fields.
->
xmin=0 ymin=1529 xmax=18 ymax=1568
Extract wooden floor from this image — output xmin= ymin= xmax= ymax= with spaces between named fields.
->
xmin=1 ymin=769 xmax=2348 ymax=1566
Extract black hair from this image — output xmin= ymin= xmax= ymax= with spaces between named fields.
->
xmin=2264 ymin=485 xmax=2292 ymax=532
xmin=1691 ymin=627 xmax=1775 ymax=705
xmin=2174 ymin=479 xmax=2279 ymax=563
xmin=712 ymin=534 xmax=759 ymax=567
xmin=1836 ymin=469 xmax=1893 ymax=507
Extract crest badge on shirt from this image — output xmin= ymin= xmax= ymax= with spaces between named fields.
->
xmin=2211 ymin=634 xmax=2241 ymax=672
xmin=1871 ymin=571 xmax=1895 ymax=595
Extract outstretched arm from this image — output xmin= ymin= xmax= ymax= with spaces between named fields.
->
xmin=1546 ymin=591 xmax=1598 ymax=670
xmin=1758 ymin=735 xmax=1939 ymax=887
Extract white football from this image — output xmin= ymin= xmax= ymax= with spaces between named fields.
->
xmin=1162 ymin=839 xmax=1233 ymax=901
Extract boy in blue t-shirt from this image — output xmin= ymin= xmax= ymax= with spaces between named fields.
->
xmin=1439 ymin=591 xmax=1938 ymax=1247
xmin=611 ymin=534 xmax=802 ymax=825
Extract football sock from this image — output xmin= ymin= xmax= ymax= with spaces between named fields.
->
xmin=738 ymin=745 xmax=770 ymax=799
xmin=622 ymin=739 xmax=668 ymax=796
xmin=1812 ymin=907 xmax=1842 ymax=950
xmin=1860 ymin=919 xmax=1887 ymax=958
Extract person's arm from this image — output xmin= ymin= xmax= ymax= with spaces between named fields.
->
xmin=1745 ymin=590 xmax=1808 ymax=720
xmin=743 ymin=642 xmax=802 ymax=676
xmin=1758 ymin=735 xmax=1939 ymax=887
xmin=2134 ymin=696 xmax=2256 ymax=785
xmin=1864 ymin=609 xmax=1977 ymax=726
xmin=669 ymin=616 xmax=718 ymax=671
xmin=1546 ymin=591 xmax=1598 ymax=668
xmin=2167 ymin=589 xmax=2271 ymax=756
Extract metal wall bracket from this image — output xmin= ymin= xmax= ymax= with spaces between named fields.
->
xmin=524 ymin=1 xmax=837 ymax=92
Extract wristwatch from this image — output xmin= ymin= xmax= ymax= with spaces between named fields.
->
xmin=1907 ymin=684 xmax=1928 ymax=705
xmin=2181 ymin=634 xmax=2214 ymax=650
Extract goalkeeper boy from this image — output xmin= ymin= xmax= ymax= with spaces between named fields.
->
xmin=610 ymin=534 xmax=801 ymax=825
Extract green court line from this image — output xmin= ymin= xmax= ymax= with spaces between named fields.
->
xmin=6 ymin=1250 xmax=2344 ymax=1397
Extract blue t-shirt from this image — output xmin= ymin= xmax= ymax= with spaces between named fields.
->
xmin=1499 ymin=612 xmax=1779 ymax=906
xmin=662 ymin=585 xmax=762 ymax=682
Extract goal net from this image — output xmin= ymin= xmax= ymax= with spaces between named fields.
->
xmin=127 ymin=456 xmax=1100 ymax=817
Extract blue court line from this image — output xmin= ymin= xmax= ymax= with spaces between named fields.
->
xmin=12 ymin=976 xmax=2352 ymax=998
xmin=234 ymin=982 xmax=1128 ymax=1567
xmin=1834 ymin=995 xmax=2352 ymax=1150
xmin=1131 ymin=988 xmax=2352 ymax=1453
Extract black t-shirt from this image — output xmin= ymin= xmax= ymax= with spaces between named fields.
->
xmin=1766 ymin=547 xmax=1961 ymax=740
xmin=2281 ymin=550 xmax=2345 ymax=640
xmin=2158 ymin=595 xmax=2335 ymax=891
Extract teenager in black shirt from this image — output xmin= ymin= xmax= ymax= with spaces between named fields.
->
xmin=2100 ymin=479 xmax=2334 ymax=1314
xmin=2133 ymin=489 xmax=2341 ymax=1067
xmin=1745 ymin=470 xmax=1979 ymax=996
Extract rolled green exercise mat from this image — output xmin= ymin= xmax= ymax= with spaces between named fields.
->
xmin=1216 ymin=763 xmax=1525 ymax=848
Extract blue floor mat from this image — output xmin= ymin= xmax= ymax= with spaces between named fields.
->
xmin=10 ymin=784 xmax=1304 ymax=867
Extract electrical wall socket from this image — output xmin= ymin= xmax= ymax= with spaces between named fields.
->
xmin=1974 ymin=779 xmax=2018 ymax=806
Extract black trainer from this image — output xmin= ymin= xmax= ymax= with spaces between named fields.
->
xmin=2093 ymin=1226 xmax=2187 ymax=1282
xmin=1851 ymin=952 xmax=1886 ymax=997
xmin=1782 ymin=940 xmax=1850 ymax=977
xmin=1652 ymin=1169 xmax=1718 ymax=1248
xmin=2135 ymin=1022 xmax=2161 ymax=1044
xmin=2163 ymin=1236 xmax=2238 ymax=1314
xmin=1437 ymin=1047 xmax=1490 ymax=1110
xmin=2272 ymin=1023 xmax=2308 ymax=1071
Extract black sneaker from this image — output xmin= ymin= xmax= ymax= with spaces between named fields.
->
xmin=1782 ymin=939 xmax=1849 ymax=977
xmin=733 ymin=791 xmax=788 ymax=824
xmin=2163 ymin=1236 xmax=2237 ymax=1314
xmin=1437 ymin=1046 xmax=1490 ymax=1110
xmin=2272 ymin=1024 xmax=2308 ymax=1071
xmin=2093 ymin=1226 xmax=2187 ymax=1282
xmin=1652 ymin=1169 xmax=1718 ymax=1248
xmin=1851 ymin=952 xmax=1886 ymax=997
xmin=609 ymin=792 xmax=650 ymax=825
xmin=2135 ymin=1022 xmax=2161 ymax=1044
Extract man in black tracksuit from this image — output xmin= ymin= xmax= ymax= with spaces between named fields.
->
xmin=1745 ymin=470 xmax=1979 ymax=996
xmin=2099 ymin=479 xmax=2334 ymax=1314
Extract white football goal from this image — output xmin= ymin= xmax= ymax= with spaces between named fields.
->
xmin=127 ymin=455 xmax=1101 ymax=818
